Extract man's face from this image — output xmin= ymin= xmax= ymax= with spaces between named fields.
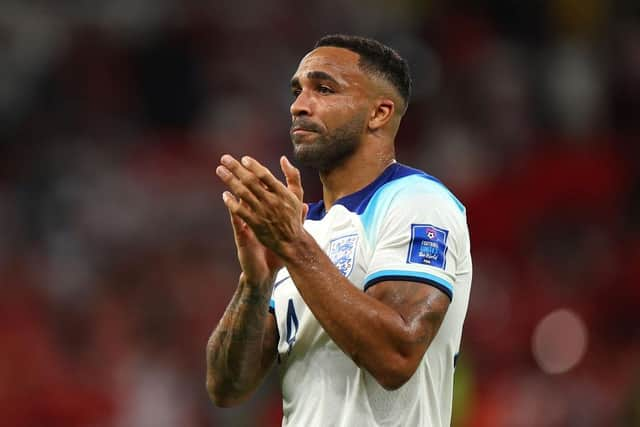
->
xmin=289 ymin=47 xmax=371 ymax=172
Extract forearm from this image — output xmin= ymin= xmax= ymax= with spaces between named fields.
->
xmin=281 ymin=233 xmax=423 ymax=388
xmin=206 ymin=275 xmax=274 ymax=405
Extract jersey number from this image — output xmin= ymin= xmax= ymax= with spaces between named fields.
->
xmin=285 ymin=298 xmax=299 ymax=353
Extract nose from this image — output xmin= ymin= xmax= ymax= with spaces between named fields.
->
xmin=290 ymin=89 xmax=312 ymax=117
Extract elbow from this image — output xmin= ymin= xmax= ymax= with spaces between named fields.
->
xmin=372 ymin=329 xmax=438 ymax=390
xmin=376 ymin=370 xmax=413 ymax=391
xmin=380 ymin=379 xmax=409 ymax=391
xmin=206 ymin=377 xmax=244 ymax=408
xmin=210 ymin=396 xmax=238 ymax=408
xmin=371 ymin=354 xmax=419 ymax=391
xmin=207 ymin=392 xmax=236 ymax=409
xmin=206 ymin=378 xmax=229 ymax=407
xmin=209 ymin=396 xmax=235 ymax=408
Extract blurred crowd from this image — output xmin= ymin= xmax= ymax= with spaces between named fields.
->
xmin=1 ymin=1 xmax=639 ymax=426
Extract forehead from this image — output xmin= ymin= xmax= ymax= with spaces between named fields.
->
xmin=293 ymin=46 xmax=365 ymax=84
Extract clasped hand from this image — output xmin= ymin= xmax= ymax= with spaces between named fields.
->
xmin=216 ymin=154 xmax=307 ymax=260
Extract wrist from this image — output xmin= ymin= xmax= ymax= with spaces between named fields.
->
xmin=239 ymin=272 xmax=275 ymax=291
xmin=279 ymin=229 xmax=316 ymax=265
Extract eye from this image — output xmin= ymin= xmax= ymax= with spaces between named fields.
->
xmin=291 ymin=88 xmax=301 ymax=98
xmin=318 ymin=85 xmax=334 ymax=94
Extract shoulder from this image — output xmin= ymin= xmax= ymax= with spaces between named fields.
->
xmin=364 ymin=164 xmax=466 ymax=219
xmin=305 ymin=163 xmax=465 ymax=222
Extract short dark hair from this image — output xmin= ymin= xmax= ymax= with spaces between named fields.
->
xmin=314 ymin=34 xmax=412 ymax=111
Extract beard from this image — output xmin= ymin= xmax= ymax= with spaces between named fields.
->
xmin=290 ymin=112 xmax=367 ymax=173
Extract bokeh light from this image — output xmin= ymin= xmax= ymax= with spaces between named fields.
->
xmin=532 ymin=309 xmax=588 ymax=375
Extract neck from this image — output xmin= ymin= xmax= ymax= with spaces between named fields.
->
xmin=319 ymin=140 xmax=395 ymax=210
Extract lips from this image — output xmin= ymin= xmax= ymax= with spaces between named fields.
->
xmin=290 ymin=126 xmax=320 ymax=141
xmin=290 ymin=120 xmax=322 ymax=135
xmin=291 ymin=127 xmax=316 ymax=134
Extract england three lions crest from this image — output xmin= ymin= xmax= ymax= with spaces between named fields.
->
xmin=328 ymin=234 xmax=359 ymax=277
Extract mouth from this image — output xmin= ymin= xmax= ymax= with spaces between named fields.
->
xmin=290 ymin=120 xmax=322 ymax=137
xmin=290 ymin=126 xmax=320 ymax=143
xmin=291 ymin=128 xmax=316 ymax=135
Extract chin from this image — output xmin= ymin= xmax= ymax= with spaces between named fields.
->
xmin=293 ymin=150 xmax=345 ymax=173
xmin=292 ymin=134 xmax=359 ymax=172
xmin=292 ymin=147 xmax=321 ymax=169
xmin=291 ymin=133 xmax=319 ymax=146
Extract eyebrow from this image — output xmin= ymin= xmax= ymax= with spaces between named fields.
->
xmin=290 ymin=71 xmax=340 ymax=88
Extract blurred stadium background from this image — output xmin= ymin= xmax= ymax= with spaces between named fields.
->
xmin=1 ymin=1 xmax=639 ymax=426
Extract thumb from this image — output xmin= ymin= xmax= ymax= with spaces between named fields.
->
xmin=280 ymin=156 xmax=304 ymax=202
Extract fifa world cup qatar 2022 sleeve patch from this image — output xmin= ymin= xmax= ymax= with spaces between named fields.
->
xmin=406 ymin=224 xmax=449 ymax=269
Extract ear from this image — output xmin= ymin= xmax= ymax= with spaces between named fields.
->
xmin=368 ymin=98 xmax=395 ymax=131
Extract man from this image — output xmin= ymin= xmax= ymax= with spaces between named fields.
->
xmin=206 ymin=34 xmax=472 ymax=427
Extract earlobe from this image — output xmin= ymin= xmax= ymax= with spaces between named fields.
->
xmin=368 ymin=99 xmax=395 ymax=131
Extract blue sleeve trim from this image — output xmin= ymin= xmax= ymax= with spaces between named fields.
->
xmin=274 ymin=275 xmax=290 ymax=290
xmin=364 ymin=270 xmax=453 ymax=300
xmin=268 ymin=299 xmax=275 ymax=313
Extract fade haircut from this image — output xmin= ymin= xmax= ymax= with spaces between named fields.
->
xmin=314 ymin=34 xmax=412 ymax=113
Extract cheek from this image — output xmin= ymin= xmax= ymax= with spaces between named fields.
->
xmin=323 ymin=98 xmax=369 ymax=128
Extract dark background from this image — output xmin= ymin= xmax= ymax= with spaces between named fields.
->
xmin=1 ymin=1 xmax=639 ymax=426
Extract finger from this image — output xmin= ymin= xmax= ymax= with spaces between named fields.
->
xmin=240 ymin=155 xmax=287 ymax=195
xmin=280 ymin=156 xmax=304 ymax=202
xmin=224 ymin=192 xmax=246 ymax=236
xmin=302 ymin=202 xmax=309 ymax=221
xmin=216 ymin=164 xmax=262 ymax=211
xmin=222 ymin=190 xmax=258 ymax=229
xmin=221 ymin=154 xmax=275 ymax=199
xmin=225 ymin=196 xmax=259 ymax=248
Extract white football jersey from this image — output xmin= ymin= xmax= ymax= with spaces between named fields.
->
xmin=269 ymin=163 xmax=472 ymax=427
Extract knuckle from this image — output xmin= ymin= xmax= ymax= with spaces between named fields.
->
xmin=261 ymin=193 xmax=276 ymax=209
xmin=235 ymin=186 xmax=252 ymax=200
xmin=228 ymin=202 xmax=240 ymax=213
xmin=243 ymin=173 xmax=260 ymax=188
xmin=255 ymin=167 xmax=268 ymax=179
xmin=257 ymin=169 xmax=273 ymax=185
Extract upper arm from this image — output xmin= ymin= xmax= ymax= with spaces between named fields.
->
xmin=359 ymin=181 xmax=466 ymax=368
xmin=366 ymin=280 xmax=450 ymax=360
xmin=362 ymin=180 xmax=467 ymax=303
xmin=360 ymin=179 xmax=467 ymax=373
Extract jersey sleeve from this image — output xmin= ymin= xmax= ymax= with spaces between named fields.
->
xmin=363 ymin=186 xmax=467 ymax=300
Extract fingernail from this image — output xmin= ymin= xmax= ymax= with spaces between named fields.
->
xmin=221 ymin=155 xmax=232 ymax=165
xmin=222 ymin=192 xmax=229 ymax=202
xmin=216 ymin=166 xmax=230 ymax=178
xmin=241 ymin=156 xmax=250 ymax=166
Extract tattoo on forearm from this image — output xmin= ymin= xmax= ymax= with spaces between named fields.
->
xmin=207 ymin=281 xmax=272 ymax=391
